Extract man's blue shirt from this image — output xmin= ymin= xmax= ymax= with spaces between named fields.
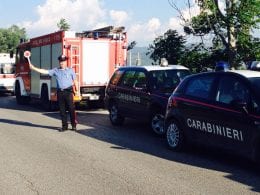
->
xmin=48 ymin=68 xmax=76 ymax=89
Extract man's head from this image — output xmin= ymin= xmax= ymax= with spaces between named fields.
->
xmin=58 ymin=54 xmax=68 ymax=69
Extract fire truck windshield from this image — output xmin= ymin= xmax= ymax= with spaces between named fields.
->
xmin=0 ymin=63 xmax=15 ymax=74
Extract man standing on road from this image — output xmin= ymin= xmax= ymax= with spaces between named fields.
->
xmin=28 ymin=54 xmax=78 ymax=132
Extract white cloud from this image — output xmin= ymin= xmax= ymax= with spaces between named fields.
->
xmin=109 ymin=10 xmax=128 ymax=26
xmin=19 ymin=0 xmax=202 ymax=46
xmin=128 ymin=3 xmax=201 ymax=46
xmin=21 ymin=0 xmax=105 ymax=37
xmin=146 ymin=18 xmax=161 ymax=32
xmin=181 ymin=2 xmax=200 ymax=21
xmin=127 ymin=18 xmax=162 ymax=46
xmin=168 ymin=17 xmax=183 ymax=34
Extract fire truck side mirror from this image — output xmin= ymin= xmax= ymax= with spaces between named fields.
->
xmin=10 ymin=51 xmax=14 ymax=58
xmin=93 ymin=32 xmax=99 ymax=39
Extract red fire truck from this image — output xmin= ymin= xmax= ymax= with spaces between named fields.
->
xmin=15 ymin=26 xmax=127 ymax=109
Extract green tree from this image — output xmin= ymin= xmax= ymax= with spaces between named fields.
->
xmin=169 ymin=0 xmax=260 ymax=68
xmin=57 ymin=18 xmax=70 ymax=31
xmin=0 ymin=25 xmax=26 ymax=53
xmin=179 ymin=44 xmax=212 ymax=72
xmin=147 ymin=29 xmax=186 ymax=64
xmin=127 ymin=41 xmax=137 ymax=51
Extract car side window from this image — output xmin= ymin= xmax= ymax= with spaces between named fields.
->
xmin=119 ymin=70 xmax=136 ymax=88
xmin=185 ymin=75 xmax=214 ymax=99
xmin=133 ymin=71 xmax=147 ymax=89
xmin=216 ymin=76 xmax=249 ymax=104
xmin=251 ymin=96 xmax=260 ymax=115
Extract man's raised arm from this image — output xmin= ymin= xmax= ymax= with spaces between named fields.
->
xmin=29 ymin=64 xmax=49 ymax=74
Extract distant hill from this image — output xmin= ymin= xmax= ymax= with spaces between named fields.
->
xmin=127 ymin=47 xmax=154 ymax=66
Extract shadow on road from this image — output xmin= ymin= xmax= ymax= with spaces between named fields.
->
xmin=0 ymin=94 xmax=45 ymax=112
xmin=75 ymin=111 xmax=260 ymax=193
xmin=1 ymin=95 xmax=260 ymax=192
xmin=0 ymin=118 xmax=60 ymax=131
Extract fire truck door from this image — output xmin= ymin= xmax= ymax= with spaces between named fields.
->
xmin=66 ymin=41 xmax=80 ymax=97
xmin=30 ymin=47 xmax=41 ymax=95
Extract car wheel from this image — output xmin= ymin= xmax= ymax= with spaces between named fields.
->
xmin=166 ymin=119 xmax=184 ymax=151
xmin=109 ymin=103 xmax=124 ymax=125
xmin=252 ymin=141 xmax=260 ymax=164
xmin=151 ymin=112 xmax=165 ymax=135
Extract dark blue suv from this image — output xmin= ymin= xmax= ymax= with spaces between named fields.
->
xmin=165 ymin=70 xmax=260 ymax=162
xmin=104 ymin=65 xmax=190 ymax=135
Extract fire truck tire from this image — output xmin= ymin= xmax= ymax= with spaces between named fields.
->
xmin=41 ymin=85 xmax=52 ymax=111
xmin=15 ymin=82 xmax=29 ymax=105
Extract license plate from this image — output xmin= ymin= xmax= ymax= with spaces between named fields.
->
xmin=90 ymin=95 xmax=99 ymax=100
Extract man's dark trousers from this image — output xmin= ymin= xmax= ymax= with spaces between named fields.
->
xmin=57 ymin=89 xmax=76 ymax=129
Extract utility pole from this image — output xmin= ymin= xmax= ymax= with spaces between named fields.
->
xmin=129 ymin=51 xmax=132 ymax=66
xmin=136 ymin=52 xmax=141 ymax=65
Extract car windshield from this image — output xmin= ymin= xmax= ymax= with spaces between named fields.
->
xmin=0 ymin=63 xmax=15 ymax=74
xmin=249 ymin=77 xmax=260 ymax=93
xmin=248 ymin=77 xmax=260 ymax=115
xmin=149 ymin=69 xmax=190 ymax=92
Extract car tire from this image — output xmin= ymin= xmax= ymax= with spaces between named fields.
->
xmin=109 ymin=103 xmax=124 ymax=126
xmin=166 ymin=119 xmax=185 ymax=151
xmin=150 ymin=111 xmax=165 ymax=135
xmin=252 ymin=141 xmax=260 ymax=164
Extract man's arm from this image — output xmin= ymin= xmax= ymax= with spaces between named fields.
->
xmin=30 ymin=64 xmax=49 ymax=74
xmin=25 ymin=54 xmax=49 ymax=74
xmin=73 ymin=79 xmax=79 ymax=92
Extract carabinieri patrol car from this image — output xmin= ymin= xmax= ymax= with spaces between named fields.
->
xmin=165 ymin=70 xmax=260 ymax=162
xmin=104 ymin=64 xmax=190 ymax=135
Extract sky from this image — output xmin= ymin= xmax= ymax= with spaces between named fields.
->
xmin=0 ymin=0 xmax=202 ymax=47
xmin=0 ymin=0 xmax=259 ymax=47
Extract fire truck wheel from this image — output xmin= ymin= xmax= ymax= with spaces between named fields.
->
xmin=15 ymin=82 xmax=29 ymax=105
xmin=41 ymin=85 xmax=51 ymax=111
xmin=109 ymin=102 xmax=124 ymax=126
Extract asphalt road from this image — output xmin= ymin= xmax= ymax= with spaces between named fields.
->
xmin=0 ymin=94 xmax=260 ymax=194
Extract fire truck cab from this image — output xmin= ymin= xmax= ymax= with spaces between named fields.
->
xmin=15 ymin=26 xmax=127 ymax=110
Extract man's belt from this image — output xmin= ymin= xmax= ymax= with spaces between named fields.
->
xmin=58 ymin=86 xmax=73 ymax=92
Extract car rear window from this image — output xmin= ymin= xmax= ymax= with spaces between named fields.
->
xmin=149 ymin=69 xmax=190 ymax=92
xmin=185 ymin=75 xmax=215 ymax=100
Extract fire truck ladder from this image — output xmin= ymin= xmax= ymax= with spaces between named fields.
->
xmin=70 ymin=45 xmax=80 ymax=95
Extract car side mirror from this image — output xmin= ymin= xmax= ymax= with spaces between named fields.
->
xmin=10 ymin=51 xmax=14 ymax=58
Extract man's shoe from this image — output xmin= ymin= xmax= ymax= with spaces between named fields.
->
xmin=59 ymin=125 xmax=68 ymax=132
xmin=59 ymin=128 xmax=64 ymax=132
xmin=71 ymin=125 xmax=77 ymax=131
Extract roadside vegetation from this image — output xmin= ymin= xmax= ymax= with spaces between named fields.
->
xmin=1 ymin=1 xmax=259 ymax=72
xmin=147 ymin=0 xmax=259 ymax=71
